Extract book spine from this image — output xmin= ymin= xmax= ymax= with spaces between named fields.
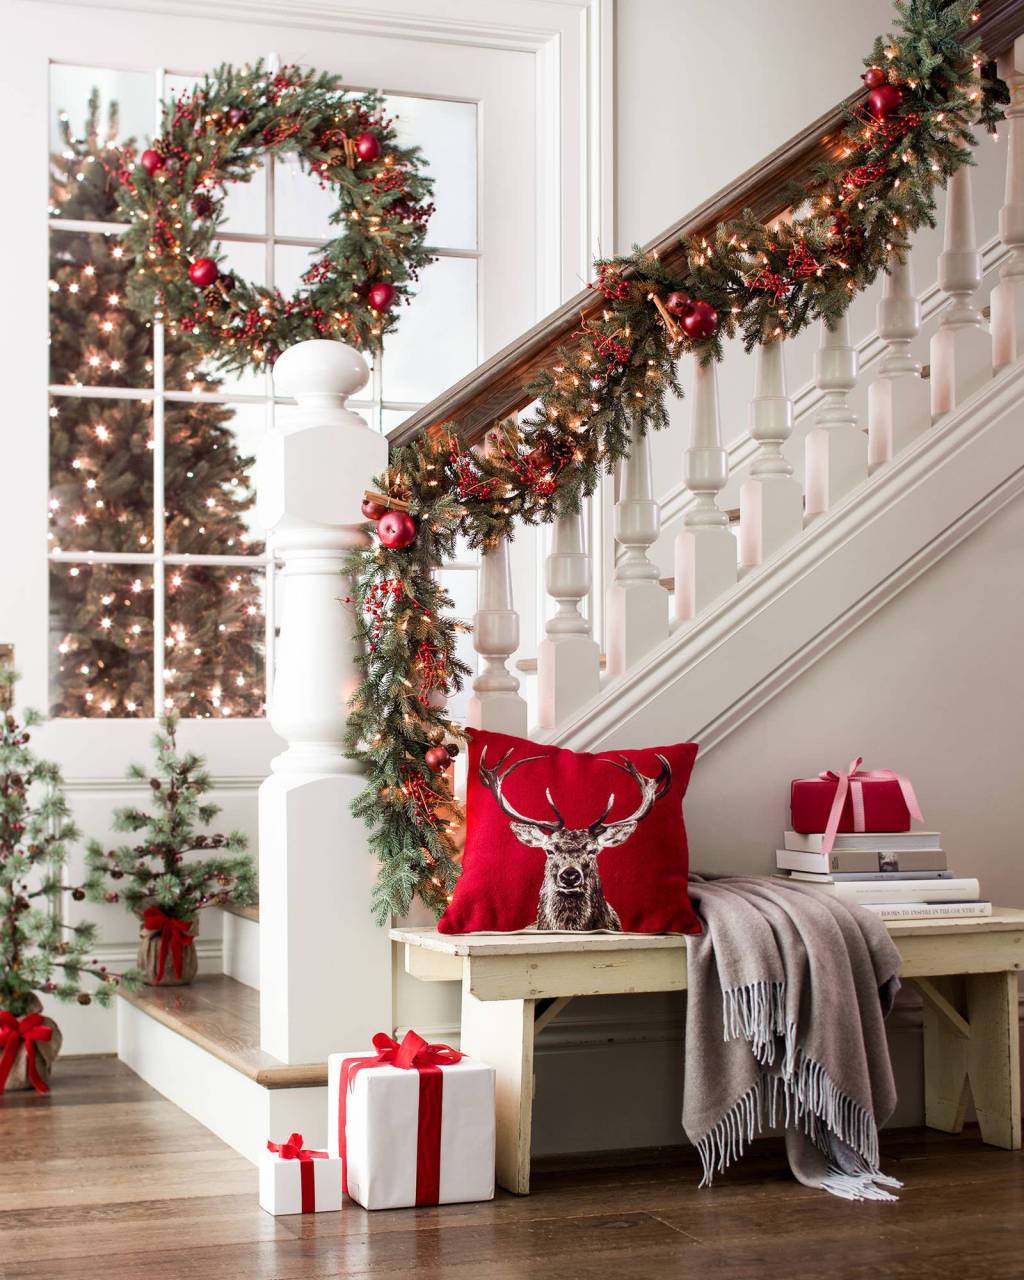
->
xmin=863 ymin=901 xmax=993 ymax=920
xmin=832 ymin=878 xmax=980 ymax=904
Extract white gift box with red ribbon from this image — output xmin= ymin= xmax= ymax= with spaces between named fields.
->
xmin=258 ymin=1133 xmax=343 ymax=1215
xmin=327 ymin=1030 xmax=495 ymax=1210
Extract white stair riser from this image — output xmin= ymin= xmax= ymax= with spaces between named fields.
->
xmin=223 ymin=912 xmax=260 ymax=991
xmin=117 ymin=999 xmax=326 ymax=1165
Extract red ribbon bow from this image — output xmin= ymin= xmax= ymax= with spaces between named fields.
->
xmin=267 ymin=1133 xmax=328 ymax=1213
xmin=142 ymin=907 xmax=195 ymax=982
xmin=818 ymin=756 xmax=923 ymax=856
xmin=0 ymin=1010 xmax=54 ymax=1096
xmin=266 ymin=1132 xmax=327 ymax=1162
xmin=339 ymin=1030 xmax=463 ymax=1205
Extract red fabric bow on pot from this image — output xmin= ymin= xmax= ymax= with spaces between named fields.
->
xmin=0 ymin=1011 xmax=54 ymax=1096
xmin=142 ymin=906 xmax=195 ymax=982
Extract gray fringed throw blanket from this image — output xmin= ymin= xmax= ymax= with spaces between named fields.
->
xmin=683 ymin=876 xmax=903 ymax=1201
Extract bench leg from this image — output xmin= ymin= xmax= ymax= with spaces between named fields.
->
xmin=460 ymin=978 xmax=535 ymax=1194
xmin=919 ymin=972 xmax=1021 ymax=1150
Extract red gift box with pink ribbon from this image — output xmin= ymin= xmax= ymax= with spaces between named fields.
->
xmin=790 ymin=757 xmax=924 ymax=855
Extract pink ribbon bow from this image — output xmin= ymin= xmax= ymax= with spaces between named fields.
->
xmin=819 ymin=756 xmax=923 ymax=856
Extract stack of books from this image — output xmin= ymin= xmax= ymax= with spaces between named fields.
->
xmin=774 ymin=830 xmax=991 ymax=920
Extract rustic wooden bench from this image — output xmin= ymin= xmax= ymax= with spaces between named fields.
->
xmin=391 ymin=909 xmax=1024 ymax=1194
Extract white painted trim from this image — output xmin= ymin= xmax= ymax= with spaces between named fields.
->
xmin=658 ymin=235 xmax=1010 ymax=530
xmin=552 ymin=358 xmax=1024 ymax=753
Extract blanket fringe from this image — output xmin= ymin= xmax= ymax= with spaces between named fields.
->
xmin=696 ymin=1005 xmax=890 ymax=1196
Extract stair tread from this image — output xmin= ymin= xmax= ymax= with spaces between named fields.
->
xmin=221 ymin=899 xmax=260 ymax=922
xmin=119 ymin=974 xmax=325 ymax=1089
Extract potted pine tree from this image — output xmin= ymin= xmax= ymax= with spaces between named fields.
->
xmin=0 ymin=671 xmax=130 ymax=1094
xmin=85 ymin=715 xmax=256 ymax=986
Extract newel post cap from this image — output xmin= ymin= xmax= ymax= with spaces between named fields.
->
xmin=273 ymin=339 xmax=370 ymax=405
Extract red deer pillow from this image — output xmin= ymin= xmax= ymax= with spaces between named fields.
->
xmin=438 ymin=729 xmax=701 ymax=935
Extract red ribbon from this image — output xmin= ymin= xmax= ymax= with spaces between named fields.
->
xmin=338 ymin=1029 xmax=463 ymax=1205
xmin=0 ymin=1011 xmax=54 ymax=1096
xmin=142 ymin=907 xmax=195 ymax=982
xmin=267 ymin=1132 xmax=328 ymax=1214
xmin=817 ymin=756 xmax=924 ymax=856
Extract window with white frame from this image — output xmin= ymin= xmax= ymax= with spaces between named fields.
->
xmin=46 ymin=61 xmax=480 ymax=722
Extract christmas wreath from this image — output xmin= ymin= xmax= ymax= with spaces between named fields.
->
xmin=117 ymin=62 xmax=434 ymax=374
xmin=346 ymin=0 xmax=1009 ymax=925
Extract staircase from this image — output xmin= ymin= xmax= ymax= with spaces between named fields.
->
xmin=118 ymin=14 xmax=1024 ymax=1164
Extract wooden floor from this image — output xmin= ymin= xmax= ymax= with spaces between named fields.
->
xmin=1 ymin=1057 xmax=1022 ymax=1280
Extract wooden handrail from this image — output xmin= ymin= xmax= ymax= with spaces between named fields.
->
xmin=388 ymin=0 xmax=1024 ymax=450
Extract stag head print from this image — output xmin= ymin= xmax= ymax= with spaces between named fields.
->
xmin=478 ymin=748 xmax=672 ymax=931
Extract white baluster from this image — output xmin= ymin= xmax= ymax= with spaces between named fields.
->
xmin=739 ymin=338 xmax=802 ymax=568
xmin=804 ymin=314 xmax=866 ymax=518
xmin=537 ymin=509 xmax=601 ymax=727
xmin=930 ymin=160 xmax=990 ymax=415
xmin=606 ymin=421 xmax=668 ymax=674
xmin=991 ymin=37 xmax=1024 ymax=369
xmin=674 ymin=357 xmax=736 ymax=622
xmin=867 ymin=247 xmax=930 ymax=467
xmin=466 ymin=429 xmax=528 ymax=736
xmin=256 ymin=339 xmax=390 ymax=1063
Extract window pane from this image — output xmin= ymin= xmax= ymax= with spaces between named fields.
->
xmin=49 ymin=398 xmax=153 ymax=554
xmin=164 ymin=400 xmax=265 ymax=554
xmin=164 ymin=74 xmax=267 ymax=235
xmin=164 ymin=567 xmax=265 ymax=718
xmin=273 ymin=241 xmax=325 ymax=299
xmin=381 ymin=255 xmax=477 ymax=403
xmin=273 ymin=154 xmax=335 ymax=240
xmin=381 ymin=407 xmax=416 ymax=435
xmin=49 ymin=562 xmax=154 ymax=718
xmin=386 ymin=95 xmax=477 ymax=251
xmin=50 ymin=230 xmax=147 ymax=389
xmin=50 ymin=65 xmax=154 ymax=222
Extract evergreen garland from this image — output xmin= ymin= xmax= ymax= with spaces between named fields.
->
xmin=0 ymin=671 xmax=133 ymax=1017
xmin=84 ymin=714 xmax=256 ymax=920
xmin=117 ymin=61 xmax=434 ymax=374
xmin=346 ymin=0 xmax=1007 ymax=922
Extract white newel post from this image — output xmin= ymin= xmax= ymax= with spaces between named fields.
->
xmin=674 ymin=357 xmax=736 ymax=623
xmin=930 ymin=160 xmax=990 ymax=415
xmin=466 ymin=430 xmax=528 ymax=735
xmin=991 ymin=38 xmax=1024 ymax=369
xmin=256 ymin=340 xmax=391 ymax=1064
xmin=867 ymin=248 xmax=930 ymax=468
xmin=537 ymin=510 xmax=601 ymax=727
xmin=739 ymin=338 xmax=802 ymax=568
xmin=804 ymin=314 xmax=866 ymax=518
xmin=606 ymin=420 xmax=668 ymax=674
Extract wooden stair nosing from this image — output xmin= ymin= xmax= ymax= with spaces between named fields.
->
xmin=220 ymin=899 xmax=260 ymax=923
xmin=119 ymin=974 xmax=325 ymax=1090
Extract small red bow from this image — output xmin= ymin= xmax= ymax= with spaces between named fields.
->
xmin=0 ymin=1010 xmax=54 ymax=1096
xmin=349 ymin=1029 xmax=462 ymax=1087
xmin=266 ymin=1132 xmax=327 ymax=1162
xmin=142 ymin=907 xmax=195 ymax=982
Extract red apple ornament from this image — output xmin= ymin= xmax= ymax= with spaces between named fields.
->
xmin=682 ymin=299 xmax=719 ymax=340
xmin=665 ymin=291 xmax=694 ymax=317
xmin=868 ymin=84 xmax=904 ymax=121
xmin=368 ymin=282 xmax=396 ymax=312
xmin=425 ymin=745 xmax=451 ymax=772
xmin=355 ymin=131 xmax=382 ymax=163
xmin=361 ymin=497 xmax=389 ymax=521
xmin=140 ymin=149 xmax=165 ymax=176
xmin=188 ymin=258 xmax=219 ymax=288
xmin=377 ymin=510 xmax=417 ymax=549
xmin=861 ymin=66 xmax=887 ymax=89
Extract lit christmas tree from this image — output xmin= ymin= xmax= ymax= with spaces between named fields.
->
xmin=48 ymin=91 xmax=265 ymax=719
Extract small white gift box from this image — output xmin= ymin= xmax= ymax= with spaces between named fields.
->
xmin=328 ymin=1031 xmax=495 ymax=1210
xmin=258 ymin=1134 xmax=343 ymax=1215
